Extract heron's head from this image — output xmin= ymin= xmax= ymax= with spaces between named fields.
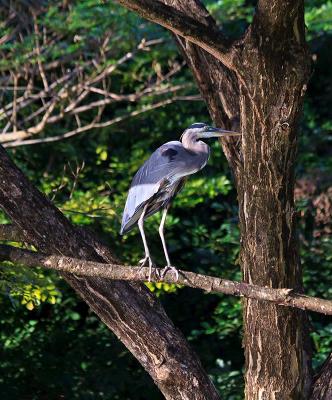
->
xmin=181 ymin=122 xmax=240 ymax=143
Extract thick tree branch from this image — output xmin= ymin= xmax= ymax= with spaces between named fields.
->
xmin=1 ymin=244 xmax=332 ymax=317
xmin=115 ymin=0 xmax=236 ymax=69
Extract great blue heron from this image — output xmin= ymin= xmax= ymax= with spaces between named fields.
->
xmin=120 ymin=122 xmax=241 ymax=281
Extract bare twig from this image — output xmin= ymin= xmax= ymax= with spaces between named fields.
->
xmin=60 ymin=207 xmax=114 ymax=219
xmin=68 ymin=161 xmax=85 ymax=199
xmin=3 ymin=95 xmax=198 ymax=147
xmin=0 ymin=49 xmax=191 ymax=145
xmin=0 ymin=67 xmax=80 ymax=121
xmin=11 ymin=73 xmax=18 ymax=132
xmin=1 ymin=243 xmax=332 ymax=316
xmin=33 ymin=12 xmax=49 ymax=91
xmin=50 ymin=164 xmax=68 ymax=201
xmin=0 ymin=38 xmax=171 ymax=125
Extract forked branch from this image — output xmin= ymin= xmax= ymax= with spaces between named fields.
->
xmin=115 ymin=0 xmax=236 ymax=69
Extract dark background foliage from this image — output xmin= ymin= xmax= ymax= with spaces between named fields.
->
xmin=0 ymin=1 xmax=331 ymax=399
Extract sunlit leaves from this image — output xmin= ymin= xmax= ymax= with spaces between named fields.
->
xmin=96 ymin=145 xmax=108 ymax=163
xmin=145 ymin=281 xmax=180 ymax=295
xmin=0 ymin=261 xmax=61 ymax=311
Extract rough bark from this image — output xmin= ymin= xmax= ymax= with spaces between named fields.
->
xmin=235 ymin=2 xmax=313 ymax=398
xmin=0 ymin=147 xmax=220 ymax=400
xmin=311 ymin=354 xmax=332 ymax=399
xmin=2 ymin=243 xmax=332 ymax=316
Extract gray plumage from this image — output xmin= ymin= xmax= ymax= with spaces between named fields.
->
xmin=120 ymin=122 xmax=240 ymax=280
xmin=120 ymin=140 xmax=206 ymax=234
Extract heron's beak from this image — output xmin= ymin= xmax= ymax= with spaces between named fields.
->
xmin=205 ymin=126 xmax=241 ymax=138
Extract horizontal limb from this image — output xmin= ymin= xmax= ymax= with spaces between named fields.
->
xmin=1 ymin=243 xmax=332 ymax=316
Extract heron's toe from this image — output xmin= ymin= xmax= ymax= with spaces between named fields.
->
xmin=139 ymin=256 xmax=155 ymax=267
xmin=138 ymin=257 xmax=148 ymax=266
xmin=138 ymin=256 xmax=156 ymax=282
xmin=161 ymin=265 xmax=179 ymax=281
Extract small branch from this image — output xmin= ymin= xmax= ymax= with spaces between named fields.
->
xmin=116 ymin=0 xmax=236 ymax=69
xmin=33 ymin=12 xmax=49 ymax=91
xmin=0 ymin=44 xmax=189 ymax=146
xmin=1 ymin=244 xmax=332 ymax=316
xmin=0 ymin=67 xmax=80 ymax=122
xmin=3 ymin=96 xmax=196 ymax=148
xmin=0 ymin=98 xmax=58 ymax=142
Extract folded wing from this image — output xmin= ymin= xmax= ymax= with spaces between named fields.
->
xmin=120 ymin=141 xmax=197 ymax=234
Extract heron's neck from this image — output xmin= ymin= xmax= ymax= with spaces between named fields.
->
xmin=182 ymin=135 xmax=208 ymax=154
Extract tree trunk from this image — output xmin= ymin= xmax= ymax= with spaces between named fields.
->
xmin=234 ymin=4 xmax=313 ymax=398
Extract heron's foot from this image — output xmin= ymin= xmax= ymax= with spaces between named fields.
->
xmin=160 ymin=265 xmax=179 ymax=281
xmin=138 ymin=256 xmax=155 ymax=282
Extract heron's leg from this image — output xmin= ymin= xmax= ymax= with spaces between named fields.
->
xmin=159 ymin=206 xmax=179 ymax=281
xmin=138 ymin=204 xmax=154 ymax=281
xmin=159 ymin=206 xmax=171 ymax=266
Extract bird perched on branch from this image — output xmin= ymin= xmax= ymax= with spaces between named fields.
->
xmin=120 ymin=122 xmax=241 ymax=281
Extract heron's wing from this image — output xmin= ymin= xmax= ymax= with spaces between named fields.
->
xmin=120 ymin=141 xmax=194 ymax=234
